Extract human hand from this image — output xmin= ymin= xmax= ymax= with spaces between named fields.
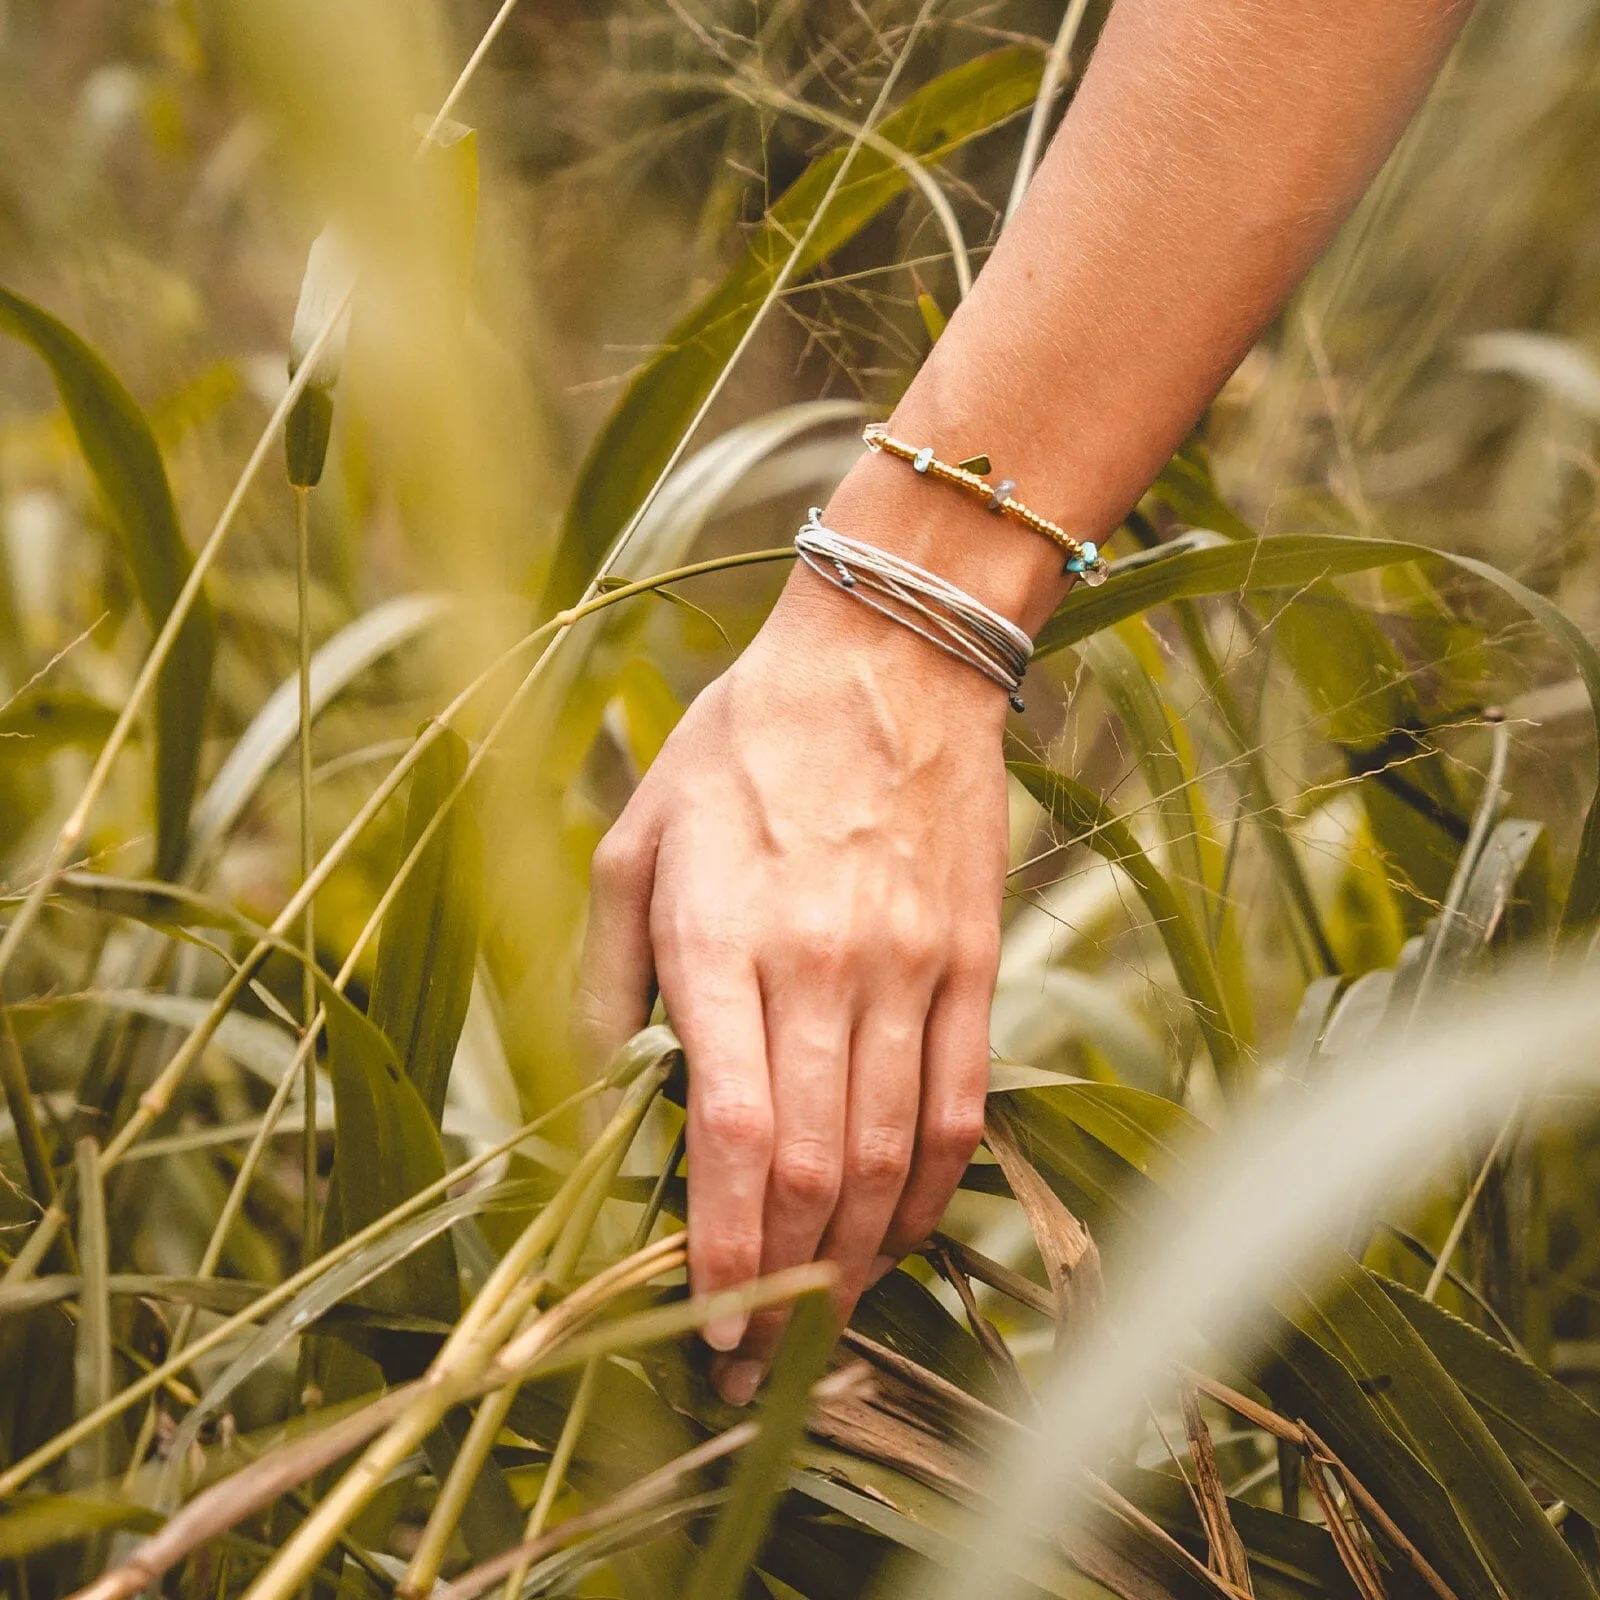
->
xmin=574 ymin=565 xmax=1009 ymax=1405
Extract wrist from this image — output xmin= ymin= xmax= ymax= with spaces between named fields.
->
xmin=757 ymin=558 xmax=1012 ymax=737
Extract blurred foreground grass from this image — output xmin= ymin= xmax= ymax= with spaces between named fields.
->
xmin=3 ymin=1 xmax=1600 ymax=1596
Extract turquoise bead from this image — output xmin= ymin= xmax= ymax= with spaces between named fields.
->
xmin=913 ymin=447 xmax=934 ymax=473
xmin=1066 ymin=554 xmax=1086 ymax=573
xmin=1080 ymin=541 xmax=1099 ymax=564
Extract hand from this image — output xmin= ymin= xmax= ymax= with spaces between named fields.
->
xmin=574 ymin=566 xmax=1009 ymax=1405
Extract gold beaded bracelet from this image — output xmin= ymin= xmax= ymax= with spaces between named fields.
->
xmin=861 ymin=423 xmax=1109 ymax=586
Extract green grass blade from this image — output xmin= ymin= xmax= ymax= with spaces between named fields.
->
xmin=1009 ymin=760 xmax=1243 ymax=1084
xmin=540 ymin=46 xmax=1043 ymax=611
xmin=0 ymin=286 xmax=216 ymax=878
xmin=683 ymin=1289 xmax=837 ymax=1600
xmin=1381 ymin=1274 xmax=1600 ymax=1527
xmin=322 ymin=997 xmax=460 ymax=1326
xmin=70 ymin=1140 xmax=112 ymax=1486
xmin=368 ymin=726 xmax=482 ymax=1126
xmin=1034 ymin=529 xmax=1600 ymax=931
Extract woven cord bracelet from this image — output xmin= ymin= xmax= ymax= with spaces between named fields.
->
xmin=861 ymin=423 xmax=1109 ymax=585
xmin=795 ymin=511 xmax=1034 ymax=712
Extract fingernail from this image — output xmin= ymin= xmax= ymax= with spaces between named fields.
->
xmin=703 ymin=1311 xmax=748 ymax=1353
xmin=867 ymin=1253 xmax=899 ymax=1287
xmin=717 ymin=1358 xmax=767 ymax=1407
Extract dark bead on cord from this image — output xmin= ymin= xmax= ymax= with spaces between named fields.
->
xmin=987 ymin=478 xmax=1016 ymax=512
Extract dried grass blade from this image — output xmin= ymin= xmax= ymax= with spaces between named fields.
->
xmin=985 ymin=1103 xmax=1103 ymax=1339
xmin=1177 ymin=1381 xmax=1253 ymax=1595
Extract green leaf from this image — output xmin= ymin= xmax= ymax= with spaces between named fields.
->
xmin=368 ymin=725 xmax=482 ymax=1126
xmin=541 ymin=46 xmax=1043 ymax=611
xmin=0 ymin=286 xmax=216 ymax=878
xmin=684 ymin=1290 xmax=837 ymax=1600
xmin=1033 ymin=529 xmax=1600 ymax=931
xmin=1009 ymin=760 xmax=1242 ymax=1083
xmin=0 ymin=686 xmax=120 ymax=755
xmin=1381 ymin=1275 xmax=1600 ymax=1529
xmin=322 ymin=996 xmax=460 ymax=1328
xmin=0 ymin=1492 xmax=160 ymax=1560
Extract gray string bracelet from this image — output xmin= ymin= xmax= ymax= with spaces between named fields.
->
xmin=794 ymin=511 xmax=1034 ymax=712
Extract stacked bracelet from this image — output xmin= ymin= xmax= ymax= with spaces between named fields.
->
xmin=862 ymin=424 xmax=1109 ymax=585
xmin=795 ymin=510 xmax=1034 ymax=711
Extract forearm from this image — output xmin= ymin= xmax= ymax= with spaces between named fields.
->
xmin=819 ymin=0 xmax=1471 ymax=636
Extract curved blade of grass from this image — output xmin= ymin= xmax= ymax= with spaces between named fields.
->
xmin=1009 ymin=760 xmax=1242 ymax=1084
xmin=1035 ymin=529 xmax=1600 ymax=929
xmin=540 ymin=46 xmax=1043 ymax=611
xmin=368 ymin=726 xmax=480 ymax=1126
xmin=544 ymin=401 xmax=863 ymax=786
xmin=0 ymin=287 xmax=216 ymax=877
xmin=186 ymin=593 xmax=455 ymax=868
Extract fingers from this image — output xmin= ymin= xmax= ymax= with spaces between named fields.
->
xmin=879 ymin=941 xmax=996 ymax=1261
xmin=716 ymin=979 xmax=849 ymax=1381
xmin=572 ymin=826 xmax=659 ymax=1077
xmin=660 ymin=939 xmax=773 ymax=1356
xmin=814 ymin=992 xmax=927 ymax=1330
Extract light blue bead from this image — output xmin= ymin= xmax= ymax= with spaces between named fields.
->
xmin=1066 ymin=555 xmax=1086 ymax=573
xmin=913 ymin=447 xmax=934 ymax=473
xmin=1080 ymin=541 xmax=1098 ymax=564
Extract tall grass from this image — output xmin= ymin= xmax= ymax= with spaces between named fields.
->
xmin=2 ymin=1 xmax=1600 ymax=1597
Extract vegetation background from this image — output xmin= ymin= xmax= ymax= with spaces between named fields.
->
xmin=3 ymin=1 xmax=1600 ymax=1597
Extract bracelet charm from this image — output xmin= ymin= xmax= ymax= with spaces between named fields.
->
xmin=862 ymin=424 xmax=1110 ymax=586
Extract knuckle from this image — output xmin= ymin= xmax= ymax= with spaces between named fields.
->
xmin=883 ymin=899 xmax=939 ymax=974
xmin=660 ymin=899 xmax=739 ymax=963
xmin=696 ymin=1079 xmax=773 ymax=1158
xmin=783 ymin=902 xmax=850 ymax=976
xmin=926 ymin=1100 xmax=987 ymax=1164
xmin=952 ymin=924 xmax=1002 ymax=983
xmin=772 ymin=1137 xmax=843 ymax=1211
xmin=848 ymin=1122 xmax=914 ymax=1188
xmin=590 ymin=829 xmax=645 ymax=894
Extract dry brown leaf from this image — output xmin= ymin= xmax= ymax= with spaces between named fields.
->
xmin=1178 ymin=1380 xmax=1254 ymax=1595
xmin=985 ymin=1102 xmax=1104 ymax=1338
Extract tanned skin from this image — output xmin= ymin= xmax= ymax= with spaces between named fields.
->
xmin=575 ymin=0 xmax=1473 ymax=1404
